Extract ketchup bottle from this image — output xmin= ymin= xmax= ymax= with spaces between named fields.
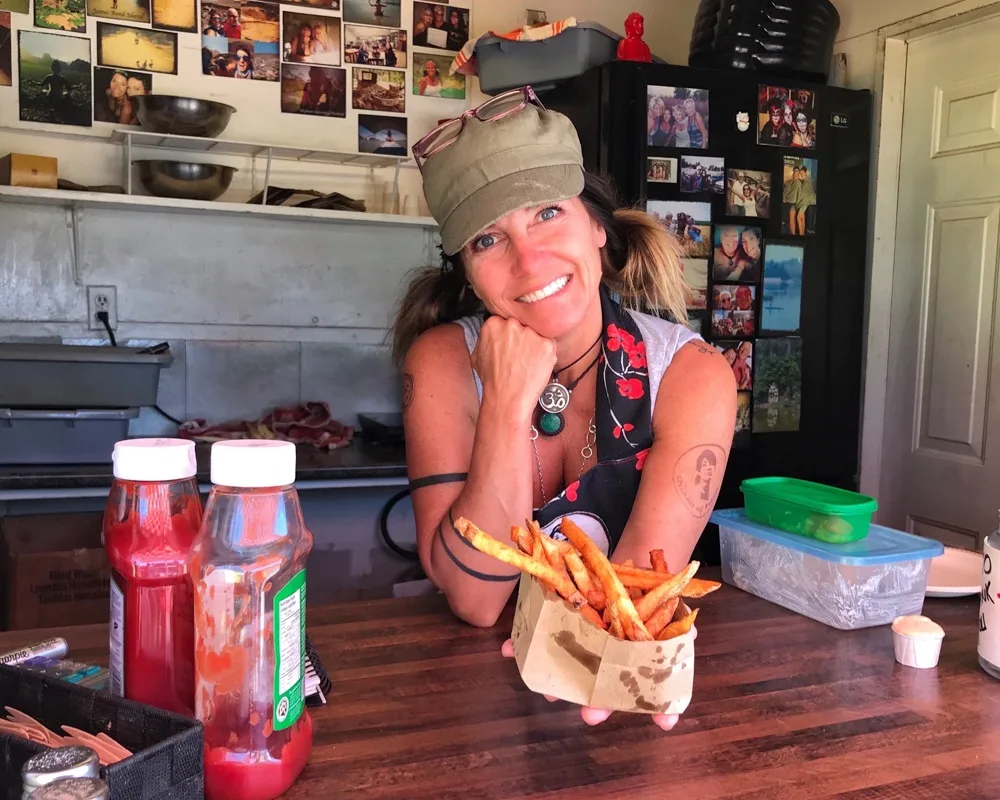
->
xmin=103 ymin=438 xmax=202 ymax=716
xmin=189 ymin=440 xmax=314 ymax=800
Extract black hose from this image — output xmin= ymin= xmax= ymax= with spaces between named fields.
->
xmin=379 ymin=488 xmax=419 ymax=560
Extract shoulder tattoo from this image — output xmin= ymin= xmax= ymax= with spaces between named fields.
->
xmin=402 ymin=372 xmax=414 ymax=411
xmin=672 ymin=444 xmax=727 ymax=518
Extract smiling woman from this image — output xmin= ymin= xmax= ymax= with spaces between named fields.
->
xmin=390 ymin=86 xmax=737 ymax=730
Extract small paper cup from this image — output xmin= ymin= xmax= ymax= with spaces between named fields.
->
xmin=891 ymin=615 xmax=945 ymax=669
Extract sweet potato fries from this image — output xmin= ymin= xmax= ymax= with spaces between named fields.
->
xmin=453 ymin=517 xmax=720 ymax=641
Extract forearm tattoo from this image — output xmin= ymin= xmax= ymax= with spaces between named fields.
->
xmin=436 ymin=513 xmax=519 ymax=582
xmin=672 ymin=444 xmax=727 ymax=517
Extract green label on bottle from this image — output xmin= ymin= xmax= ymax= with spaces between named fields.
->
xmin=273 ymin=569 xmax=306 ymax=731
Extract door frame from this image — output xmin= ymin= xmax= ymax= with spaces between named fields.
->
xmin=859 ymin=0 xmax=1000 ymax=512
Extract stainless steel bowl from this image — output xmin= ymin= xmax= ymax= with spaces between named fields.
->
xmin=133 ymin=160 xmax=238 ymax=202
xmin=134 ymin=95 xmax=237 ymax=138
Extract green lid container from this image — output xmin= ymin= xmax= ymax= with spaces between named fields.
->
xmin=739 ymin=477 xmax=879 ymax=543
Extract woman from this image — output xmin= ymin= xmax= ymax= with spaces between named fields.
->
xmin=792 ymin=110 xmax=814 ymax=149
xmin=95 ymin=70 xmax=135 ymax=125
xmin=392 ymin=89 xmax=736 ymax=731
xmin=287 ymin=23 xmax=313 ymax=61
xmin=646 ymin=96 xmax=669 ymax=146
xmin=794 ymin=165 xmax=817 ymax=234
xmin=418 ymin=59 xmax=442 ymax=96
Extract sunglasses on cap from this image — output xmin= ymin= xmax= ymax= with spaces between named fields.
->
xmin=411 ymin=85 xmax=544 ymax=173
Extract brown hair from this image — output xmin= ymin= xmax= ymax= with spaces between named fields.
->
xmin=389 ymin=171 xmax=691 ymax=367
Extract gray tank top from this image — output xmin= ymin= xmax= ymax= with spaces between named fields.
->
xmin=454 ymin=311 xmax=703 ymax=416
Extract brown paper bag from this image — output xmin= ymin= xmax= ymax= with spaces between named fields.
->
xmin=511 ymin=575 xmax=695 ymax=715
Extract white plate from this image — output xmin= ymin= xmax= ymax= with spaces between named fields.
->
xmin=925 ymin=546 xmax=983 ymax=598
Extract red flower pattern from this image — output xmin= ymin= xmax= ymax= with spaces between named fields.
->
xmin=565 ymin=480 xmax=579 ymax=502
xmin=606 ymin=323 xmax=636 ymax=354
xmin=635 ymin=449 xmax=650 ymax=471
xmin=628 ymin=341 xmax=647 ymax=369
xmin=613 ymin=423 xmax=635 ymax=439
xmin=617 ymin=377 xmax=644 ymax=400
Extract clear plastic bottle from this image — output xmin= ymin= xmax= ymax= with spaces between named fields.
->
xmin=189 ymin=440 xmax=314 ymax=800
xmin=979 ymin=514 xmax=1000 ymax=680
xmin=103 ymin=438 xmax=202 ymax=716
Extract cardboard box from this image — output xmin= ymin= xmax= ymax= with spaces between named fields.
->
xmin=0 ymin=153 xmax=59 ymax=189
xmin=510 ymin=575 xmax=695 ymax=715
xmin=1 ymin=512 xmax=110 ymax=631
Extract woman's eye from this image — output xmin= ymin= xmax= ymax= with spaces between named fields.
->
xmin=539 ymin=206 xmax=561 ymax=222
xmin=472 ymin=233 xmax=496 ymax=251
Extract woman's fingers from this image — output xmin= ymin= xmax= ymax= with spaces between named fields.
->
xmin=652 ymin=713 xmax=680 ymax=731
xmin=580 ymin=707 xmax=614 ymax=726
xmin=500 ymin=638 xmax=514 ymax=659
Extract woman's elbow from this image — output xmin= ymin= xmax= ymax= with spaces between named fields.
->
xmin=447 ymin=594 xmax=504 ymax=629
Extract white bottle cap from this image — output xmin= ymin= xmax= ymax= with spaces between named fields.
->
xmin=210 ymin=440 xmax=297 ymax=488
xmin=113 ymin=438 xmax=197 ymax=482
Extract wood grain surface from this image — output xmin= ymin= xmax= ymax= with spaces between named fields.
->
xmin=2 ymin=574 xmax=998 ymax=799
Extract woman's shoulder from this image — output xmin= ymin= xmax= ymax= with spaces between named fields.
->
xmin=405 ymin=317 xmax=481 ymax=371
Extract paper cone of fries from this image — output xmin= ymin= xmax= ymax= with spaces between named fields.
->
xmin=454 ymin=517 xmax=716 ymax=715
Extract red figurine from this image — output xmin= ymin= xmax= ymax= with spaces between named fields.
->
xmin=617 ymin=12 xmax=652 ymax=63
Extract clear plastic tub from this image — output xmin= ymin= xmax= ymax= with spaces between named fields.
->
xmin=710 ymin=508 xmax=944 ymax=630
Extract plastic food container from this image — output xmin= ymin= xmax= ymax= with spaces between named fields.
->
xmin=711 ymin=508 xmax=944 ymax=630
xmin=740 ymin=477 xmax=879 ymax=543
xmin=0 ymin=408 xmax=139 ymax=465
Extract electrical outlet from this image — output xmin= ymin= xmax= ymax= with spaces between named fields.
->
xmin=87 ymin=285 xmax=118 ymax=331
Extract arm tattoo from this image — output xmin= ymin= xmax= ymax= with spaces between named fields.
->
xmin=409 ymin=472 xmax=469 ymax=491
xmin=402 ymin=372 xmax=415 ymax=411
xmin=690 ymin=342 xmax=717 ymax=356
xmin=436 ymin=518 xmax=520 ymax=582
xmin=672 ymin=444 xmax=727 ymax=518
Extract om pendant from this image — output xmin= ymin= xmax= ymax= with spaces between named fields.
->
xmin=538 ymin=381 xmax=570 ymax=414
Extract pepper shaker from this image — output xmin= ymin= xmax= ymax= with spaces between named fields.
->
xmin=28 ymin=778 xmax=110 ymax=800
xmin=21 ymin=746 xmax=101 ymax=800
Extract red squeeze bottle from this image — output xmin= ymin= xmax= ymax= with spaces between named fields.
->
xmin=104 ymin=438 xmax=203 ymax=716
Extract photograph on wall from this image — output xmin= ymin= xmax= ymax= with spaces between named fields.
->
xmin=358 ymin=113 xmax=406 ymax=155
xmin=753 ymin=337 xmax=802 ymax=433
xmin=201 ymin=37 xmax=273 ymax=79
xmin=412 ymin=52 xmax=464 ymax=99
xmin=97 ymin=22 xmax=177 ymax=73
xmin=281 ymin=63 xmax=345 ymax=116
xmin=646 ymin=156 xmax=676 ymax=184
xmin=18 ymin=29 xmax=92 ymax=127
xmin=281 ymin=9 xmax=341 ymax=65
xmin=680 ymin=258 xmax=707 ymax=310
xmin=735 ymin=391 xmax=752 ymax=438
xmin=204 ymin=0 xmax=279 ymax=43
xmin=715 ymin=340 xmax=753 ymax=391
xmin=713 ymin=224 xmax=762 ymax=283
xmin=712 ymin=284 xmax=756 ymax=338
xmin=93 ymin=66 xmax=150 ymax=124
xmin=781 ymin=155 xmax=818 ymax=236
xmin=645 ymin=200 xmax=711 ymax=258
xmin=351 ymin=65 xmax=404 ymax=113
xmin=758 ymin=84 xmax=817 ymax=148
xmin=726 ymin=168 xmax=770 ymax=218
xmin=680 ymin=155 xmax=723 ymax=194
xmin=413 ymin=2 xmax=467 ymax=52
xmin=151 ymin=0 xmax=195 ymax=31
xmin=0 ymin=11 xmax=11 ymax=87
xmin=342 ymin=0 xmax=399 ymax=28
xmin=646 ymin=85 xmax=708 ymax=148
xmin=760 ymin=241 xmax=804 ymax=333
xmin=343 ymin=22 xmax=405 ymax=67
xmin=35 ymin=0 xmax=86 ymax=31
xmin=282 ymin=0 xmax=337 ymax=8
xmin=0 ymin=0 xmax=28 ymax=13
xmin=87 ymin=0 xmax=147 ymax=24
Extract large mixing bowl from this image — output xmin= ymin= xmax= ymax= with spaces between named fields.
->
xmin=134 ymin=95 xmax=237 ymax=138
xmin=134 ymin=160 xmax=238 ymax=202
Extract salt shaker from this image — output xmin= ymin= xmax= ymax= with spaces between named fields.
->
xmin=28 ymin=778 xmax=110 ymax=800
xmin=979 ymin=517 xmax=1000 ymax=680
xmin=21 ymin=746 xmax=101 ymax=800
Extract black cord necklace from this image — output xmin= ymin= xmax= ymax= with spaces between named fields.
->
xmin=536 ymin=333 xmax=602 ymax=437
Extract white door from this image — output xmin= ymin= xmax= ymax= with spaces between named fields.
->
xmin=880 ymin=12 xmax=1000 ymax=552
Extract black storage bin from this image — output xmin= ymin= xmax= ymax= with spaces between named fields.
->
xmin=0 ymin=664 xmax=203 ymax=800
xmin=688 ymin=0 xmax=841 ymax=84
xmin=0 ymin=409 xmax=138 ymax=465
xmin=0 ymin=344 xmax=173 ymax=410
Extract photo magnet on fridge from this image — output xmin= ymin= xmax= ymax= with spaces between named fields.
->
xmin=781 ymin=156 xmax=817 ymax=236
xmin=713 ymin=225 xmax=762 ymax=283
xmin=758 ymin=85 xmax=816 ymax=149
xmin=716 ymin=340 xmax=753 ymax=392
xmin=760 ymin=241 xmax=804 ymax=334
xmin=753 ymin=337 xmax=802 ymax=433
xmin=680 ymin=155 xmax=724 ymax=194
xmin=712 ymin=285 xmax=755 ymax=339
xmin=645 ymin=200 xmax=711 ymax=258
xmin=734 ymin=391 xmax=752 ymax=445
xmin=646 ymin=85 xmax=709 ymax=148
xmin=726 ymin=168 xmax=770 ymax=218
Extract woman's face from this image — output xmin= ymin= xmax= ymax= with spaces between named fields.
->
xmin=421 ymin=8 xmax=432 ymax=25
xmin=433 ymin=5 xmax=445 ymax=24
xmin=721 ymin=228 xmax=739 ymax=256
xmin=742 ymin=230 xmax=760 ymax=258
xmin=784 ymin=105 xmax=793 ymax=126
xmin=684 ymin=97 xmax=695 ymax=114
xmin=672 ymin=104 xmax=685 ymax=122
xmin=796 ymin=113 xmax=809 ymax=133
xmin=697 ymin=456 xmax=716 ymax=482
xmin=770 ymin=106 xmax=782 ymax=126
xmin=449 ymin=10 xmax=459 ymax=26
xmin=301 ymin=25 xmax=311 ymax=41
xmin=313 ymin=25 xmax=326 ymax=40
xmin=462 ymin=197 xmax=607 ymax=340
xmin=425 ymin=60 xmax=437 ymax=77
xmin=109 ymin=72 xmax=126 ymax=99
xmin=125 ymin=76 xmax=145 ymax=96
xmin=650 ymin=97 xmax=664 ymax=117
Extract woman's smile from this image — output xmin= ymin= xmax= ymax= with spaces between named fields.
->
xmin=517 ymin=275 xmax=571 ymax=304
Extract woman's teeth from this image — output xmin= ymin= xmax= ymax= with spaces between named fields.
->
xmin=518 ymin=276 xmax=569 ymax=304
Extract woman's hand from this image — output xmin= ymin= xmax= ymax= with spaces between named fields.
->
xmin=500 ymin=639 xmax=680 ymax=731
xmin=472 ymin=316 xmax=557 ymax=420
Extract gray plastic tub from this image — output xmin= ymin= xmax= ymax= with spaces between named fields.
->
xmin=0 ymin=344 xmax=173 ymax=409
xmin=0 ymin=408 xmax=138 ymax=464
xmin=475 ymin=21 xmax=664 ymax=95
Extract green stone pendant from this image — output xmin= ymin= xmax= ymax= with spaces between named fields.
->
xmin=539 ymin=411 xmax=565 ymax=436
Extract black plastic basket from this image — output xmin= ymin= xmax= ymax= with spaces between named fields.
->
xmin=0 ymin=664 xmax=203 ymax=800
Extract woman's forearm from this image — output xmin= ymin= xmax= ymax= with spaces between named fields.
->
xmin=425 ymin=395 xmax=534 ymax=627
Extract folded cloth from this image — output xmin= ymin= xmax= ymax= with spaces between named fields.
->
xmin=179 ymin=401 xmax=354 ymax=450
xmin=450 ymin=16 xmax=578 ymax=77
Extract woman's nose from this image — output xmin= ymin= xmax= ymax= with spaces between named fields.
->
xmin=509 ymin=233 xmax=548 ymax=277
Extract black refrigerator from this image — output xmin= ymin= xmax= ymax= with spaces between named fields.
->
xmin=540 ymin=60 xmax=874 ymax=564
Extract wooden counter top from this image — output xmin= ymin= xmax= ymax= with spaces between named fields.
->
xmin=2 ymin=581 xmax=998 ymax=799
